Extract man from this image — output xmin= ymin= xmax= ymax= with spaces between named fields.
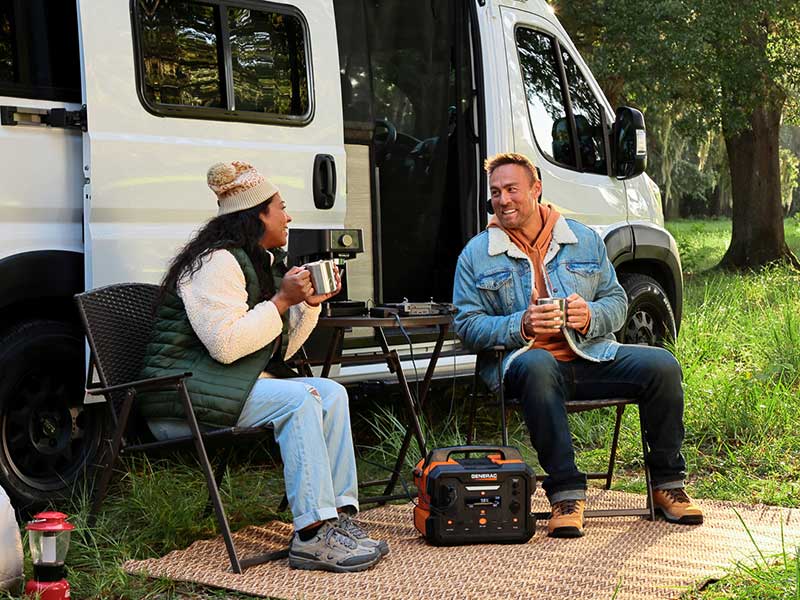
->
xmin=453 ymin=152 xmax=702 ymax=538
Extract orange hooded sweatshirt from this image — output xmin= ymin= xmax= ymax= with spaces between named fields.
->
xmin=488 ymin=204 xmax=583 ymax=361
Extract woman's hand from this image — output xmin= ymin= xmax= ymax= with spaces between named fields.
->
xmin=272 ymin=267 xmax=312 ymax=313
xmin=306 ymin=264 xmax=342 ymax=306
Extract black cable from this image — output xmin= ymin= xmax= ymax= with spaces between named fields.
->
xmin=393 ymin=313 xmax=420 ymax=404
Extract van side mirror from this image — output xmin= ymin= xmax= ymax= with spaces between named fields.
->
xmin=611 ymin=106 xmax=647 ymax=179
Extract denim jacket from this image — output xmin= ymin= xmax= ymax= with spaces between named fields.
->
xmin=453 ymin=216 xmax=627 ymax=392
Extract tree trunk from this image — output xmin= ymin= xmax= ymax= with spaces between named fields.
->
xmin=719 ymin=99 xmax=800 ymax=270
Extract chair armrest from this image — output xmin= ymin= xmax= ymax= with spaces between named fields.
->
xmin=86 ymin=372 xmax=192 ymax=396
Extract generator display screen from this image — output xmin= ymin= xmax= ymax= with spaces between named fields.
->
xmin=465 ymin=495 xmax=501 ymax=509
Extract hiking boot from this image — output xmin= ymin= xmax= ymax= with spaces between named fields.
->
xmin=653 ymin=488 xmax=704 ymax=525
xmin=338 ymin=513 xmax=390 ymax=556
xmin=288 ymin=521 xmax=382 ymax=573
xmin=547 ymin=499 xmax=586 ymax=538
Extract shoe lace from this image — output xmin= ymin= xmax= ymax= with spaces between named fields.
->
xmin=325 ymin=523 xmax=358 ymax=550
xmin=553 ymin=499 xmax=580 ymax=516
xmin=663 ymin=488 xmax=691 ymax=503
xmin=338 ymin=514 xmax=368 ymax=540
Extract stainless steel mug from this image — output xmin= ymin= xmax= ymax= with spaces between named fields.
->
xmin=536 ymin=297 xmax=566 ymax=329
xmin=305 ymin=259 xmax=337 ymax=294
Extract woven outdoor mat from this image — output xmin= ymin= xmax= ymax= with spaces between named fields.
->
xmin=123 ymin=489 xmax=800 ymax=600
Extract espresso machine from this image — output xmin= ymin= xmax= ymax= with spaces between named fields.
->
xmin=288 ymin=228 xmax=366 ymax=317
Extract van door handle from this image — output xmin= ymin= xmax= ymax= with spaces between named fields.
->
xmin=313 ymin=154 xmax=336 ymax=209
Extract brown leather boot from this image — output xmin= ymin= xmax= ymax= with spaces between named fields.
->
xmin=653 ymin=488 xmax=704 ymax=524
xmin=547 ymin=499 xmax=586 ymax=538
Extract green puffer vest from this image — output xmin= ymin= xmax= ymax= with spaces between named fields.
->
xmin=138 ymin=247 xmax=288 ymax=428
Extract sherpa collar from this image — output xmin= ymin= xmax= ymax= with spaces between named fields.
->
xmin=487 ymin=215 xmax=577 ymax=260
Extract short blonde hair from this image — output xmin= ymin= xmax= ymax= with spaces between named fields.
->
xmin=484 ymin=153 xmax=539 ymax=186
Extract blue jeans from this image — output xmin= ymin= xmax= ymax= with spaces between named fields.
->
xmin=149 ymin=377 xmax=358 ymax=530
xmin=504 ymin=345 xmax=686 ymax=503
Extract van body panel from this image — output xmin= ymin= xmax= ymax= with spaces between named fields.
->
xmin=78 ymin=0 xmax=346 ymax=288
xmin=473 ymin=1 xmax=513 ymax=157
xmin=627 ymin=172 xmax=664 ymax=226
xmin=0 ymin=96 xmax=83 ymax=262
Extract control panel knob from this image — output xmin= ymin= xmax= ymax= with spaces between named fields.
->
xmin=509 ymin=500 xmax=521 ymax=514
xmin=339 ymin=233 xmax=354 ymax=247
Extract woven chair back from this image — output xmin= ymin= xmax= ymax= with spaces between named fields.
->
xmin=75 ymin=283 xmax=160 ymax=393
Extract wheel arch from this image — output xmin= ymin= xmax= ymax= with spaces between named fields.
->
xmin=604 ymin=224 xmax=683 ymax=334
xmin=0 ymin=250 xmax=84 ymax=333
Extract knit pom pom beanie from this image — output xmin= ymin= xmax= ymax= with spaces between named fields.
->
xmin=207 ymin=161 xmax=279 ymax=216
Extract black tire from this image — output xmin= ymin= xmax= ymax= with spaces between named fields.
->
xmin=0 ymin=319 xmax=108 ymax=511
xmin=617 ymin=273 xmax=677 ymax=347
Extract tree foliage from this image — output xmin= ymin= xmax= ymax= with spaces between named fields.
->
xmin=552 ymin=0 xmax=800 ymax=268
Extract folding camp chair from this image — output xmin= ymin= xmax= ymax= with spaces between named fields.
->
xmin=75 ymin=282 xmax=285 ymax=573
xmin=466 ymin=346 xmax=655 ymax=520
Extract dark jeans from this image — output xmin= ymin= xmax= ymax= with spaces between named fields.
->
xmin=504 ymin=345 xmax=686 ymax=502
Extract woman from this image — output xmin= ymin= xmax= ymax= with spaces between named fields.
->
xmin=138 ymin=161 xmax=387 ymax=572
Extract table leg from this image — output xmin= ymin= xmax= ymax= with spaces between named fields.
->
xmin=375 ymin=327 xmax=395 ymax=374
xmin=381 ymin=325 xmax=449 ymax=499
xmin=321 ymin=327 xmax=345 ymax=378
xmin=382 ymin=349 xmax=426 ymax=499
xmin=419 ymin=324 xmax=449 ymax=422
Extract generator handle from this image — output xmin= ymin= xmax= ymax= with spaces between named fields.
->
xmin=426 ymin=445 xmax=524 ymax=465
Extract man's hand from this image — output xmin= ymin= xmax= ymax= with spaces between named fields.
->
xmin=566 ymin=293 xmax=591 ymax=331
xmin=272 ymin=266 xmax=312 ymax=313
xmin=523 ymin=301 xmax=565 ymax=337
xmin=306 ymin=264 xmax=342 ymax=306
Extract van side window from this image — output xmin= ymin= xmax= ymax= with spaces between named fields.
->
xmin=0 ymin=0 xmax=81 ymax=102
xmin=228 ymin=8 xmax=308 ymax=116
xmin=560 ymin=48 xmax=607 ymax=175
xmin=133 ymin=0 xmax=312 ymax=125
xmin=516 ymin=27 xmax=607 ymax=175
xmin=139 ymin=2 xmax=224 ymax=108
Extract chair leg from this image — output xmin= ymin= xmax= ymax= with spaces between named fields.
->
xmin=203 ymin=450 xmax=230 ymax=518
xmin=89 ymin=390 xmax=135 ymax=526
xmin=277 ymin=493 xmax=289 ymax=512
xmin=606 ymin=405 xmax=625 ymax=490
xmin=179 ymin=383 xmax=242 ymax=573
xmin=497 ymin=358 xmax=508 ymax=447
xmin=465 ymin=374 xmax=478 ymax=445
xmin=638 ymin=406 xmax=656 ymax=521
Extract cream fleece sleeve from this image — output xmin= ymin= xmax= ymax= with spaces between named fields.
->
xmin=285 ymin=301 xmax=321 ymax=360
xmin=177 ymin=250 xmax=283 ymax=364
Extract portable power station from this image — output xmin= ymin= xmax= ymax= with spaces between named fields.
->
xmin=413 ymin=445 xmax=535 ymax=546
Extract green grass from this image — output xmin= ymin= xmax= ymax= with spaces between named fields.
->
xmin=4 ymin=218 xmax=800 ymax=599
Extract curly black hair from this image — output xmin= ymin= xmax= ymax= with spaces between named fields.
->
xmin=158 ymin=198 xmax=276 ymax=305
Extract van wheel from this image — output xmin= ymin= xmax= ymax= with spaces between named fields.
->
xmin=617 ymin=274 xmax=677 ymax=346
xmin=0 ymin=319 xmax=107 ymax=512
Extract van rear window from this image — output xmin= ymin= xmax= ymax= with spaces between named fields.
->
xmin=133 ymin=0 xmax=312 ymax=125
xmin=0 ymin=0 xmax=81 ymax=102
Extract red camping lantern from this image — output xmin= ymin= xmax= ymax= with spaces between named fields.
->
xmin=24 ymin=512 xmax=74 ymax=600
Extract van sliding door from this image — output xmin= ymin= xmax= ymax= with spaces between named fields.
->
xmin=78 ymin=0 xmax=345 ymax=288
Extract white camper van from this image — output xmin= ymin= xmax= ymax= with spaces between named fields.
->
xmin=0 ymin=0 xmax=681 ymax=508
